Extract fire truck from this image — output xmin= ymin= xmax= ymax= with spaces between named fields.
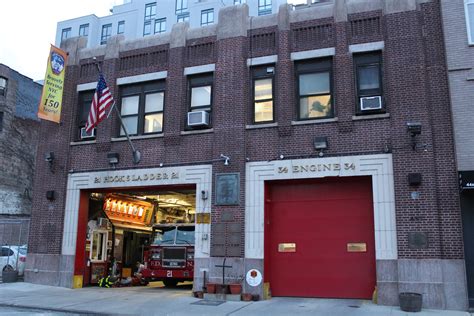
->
xmin=142 ymin=224 xmax=195 ymax=287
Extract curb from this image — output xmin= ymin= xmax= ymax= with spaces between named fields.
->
xmin=0 ymin=302 xmax=129 ymax=316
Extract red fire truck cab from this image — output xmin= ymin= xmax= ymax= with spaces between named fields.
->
xmin=142 ymin=224 xmax=194 ymax=287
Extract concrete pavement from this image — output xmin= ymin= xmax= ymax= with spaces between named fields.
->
xmin=0 ymin=282 xmax=470 ymax=316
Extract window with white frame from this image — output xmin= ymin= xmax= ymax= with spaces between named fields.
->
xmin=155 ymin=18 xmax=166 ymax=34
xmin=101 ymin=24 xmax=112 ymax=45
xmin=201 ymin=9 xmax=214 ymax=26
xmin=466 ymin=0 xmax=474 ymax=44
xmin=90 ymin=230 xmax=108 ymax=261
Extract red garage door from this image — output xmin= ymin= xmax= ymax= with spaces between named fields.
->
xmin=264 ymin=176 xmax=376 ymax=299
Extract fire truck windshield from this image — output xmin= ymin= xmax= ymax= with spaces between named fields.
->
xmin=152 ymin=226 xmax=195 ymax=245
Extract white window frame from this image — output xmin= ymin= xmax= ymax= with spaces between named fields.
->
xmin=89 ymin=230 xmax=108 ymax=262
xmin=465 ymin=0 xmax=474 ymax=45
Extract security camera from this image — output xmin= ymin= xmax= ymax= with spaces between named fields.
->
xmin=201 ymin=190 xmax=208 ymax=200
xmin=406 ymin=122 xmax=422 ymax=136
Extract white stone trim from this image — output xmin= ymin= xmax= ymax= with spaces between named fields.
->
xmin=184 ymin=64 xmax=215 ymax=76
xmin=290 ymin=47 xmax=335 ymax=61
xmin=116 ymin=71 xmax=168 ymax=85
xmin=245 ymin=154 xmax=397 ymax=260
xmin=62 ymin=165 xmax=213 ymax=259
xmin=247 ymin=55 xmax=278 ymax=67
xmin=349 ymin=41 xmax=385 ymax=53
xmin=76 ymin=82 xmax=96 ymax=92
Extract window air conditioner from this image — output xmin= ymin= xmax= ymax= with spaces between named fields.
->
xmin=187 ymin=111 xmax=210 ymax=127
xmin=360 ymin=96 xmax=382 ymax=111
xmin=80 ymin=127 xmax=96 ymax=139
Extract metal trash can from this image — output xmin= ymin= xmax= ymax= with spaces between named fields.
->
xmin=399 ymin=292 xmax=422 ymax=312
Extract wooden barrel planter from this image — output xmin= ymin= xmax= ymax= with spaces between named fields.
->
xmin=2 ymin=270 xmax=18 ymax=283
xmin=399 ymin=292 xmax=422 ymax=312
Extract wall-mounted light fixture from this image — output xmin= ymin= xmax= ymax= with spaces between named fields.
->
xmin=107 ymin=152 xmax=119 ymax=168
xmin=220 ymin=154 xmax=230 ymax=166
xmin=314 ymin=137 xmax=328 ymax=157
xmin=45 ymin=152 xmax=55 ymax=172
xmin=407 ymin=122 xmax=422 ymax=150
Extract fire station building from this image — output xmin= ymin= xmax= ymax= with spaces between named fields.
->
xmin=26 ymin=0 xmax=467 ymax=310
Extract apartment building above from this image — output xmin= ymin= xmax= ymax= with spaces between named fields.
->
xmin=55 ymin=0 xmax=290 ymax=49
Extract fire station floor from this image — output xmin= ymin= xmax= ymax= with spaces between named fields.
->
xmin=0 ymin=282 xmax=470 ymax=316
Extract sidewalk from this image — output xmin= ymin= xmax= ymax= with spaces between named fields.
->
xmin=0 ymin=282 xmax=469 ymax=316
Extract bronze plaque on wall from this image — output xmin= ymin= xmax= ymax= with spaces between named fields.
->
xmin=347 ymin=243 xmax=367 ymax=252
xmin=408 ymin=232 xmax=428 ymax=249
xmin=215 ymin=173 xmax=240 ymax=205
xmin=278 ymin=243 xmax=296 ymax=252
xmin=196 ymin=213 xmax=210 ymax=224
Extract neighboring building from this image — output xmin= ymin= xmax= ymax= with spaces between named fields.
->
xmin=55 ymin=0 xmax=287 ymax=49
xmin=29 ymin=0 xmax=467 ymax=310
xmin=0 ymin=64 xmax=42 ymax=246
xmin=441 ymin=0 xmax=474 ymax=309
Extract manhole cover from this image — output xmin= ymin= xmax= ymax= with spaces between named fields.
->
xmin=191 ymin=300 xmax=225 ymax=306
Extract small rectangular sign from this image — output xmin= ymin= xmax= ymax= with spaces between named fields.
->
xmin=278 ymin=243 xmax=296 ymax=252
xmin=460 ymin=171 xmax=474 ymax=190
xmin=196 ymin=213 xmax=210 ymax=224
xmin=347 ymin=243 xmax=367 ymax=252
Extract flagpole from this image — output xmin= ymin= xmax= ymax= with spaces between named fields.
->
xmin=94 ymin=59 xmax=141 ymax=164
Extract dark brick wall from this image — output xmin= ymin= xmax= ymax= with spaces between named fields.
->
xmin=29 ymin=2 xmax=463 ymax=259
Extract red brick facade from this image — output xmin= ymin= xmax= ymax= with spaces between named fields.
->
xmin=28 ymin=1 xmax=465 ymax=308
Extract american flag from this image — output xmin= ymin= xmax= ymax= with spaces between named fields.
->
xmin=85 ymin=74 xmax=114 ymax=134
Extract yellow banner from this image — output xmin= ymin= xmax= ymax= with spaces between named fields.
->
xmin=37 ymin=45 xmax=68 ymax=123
